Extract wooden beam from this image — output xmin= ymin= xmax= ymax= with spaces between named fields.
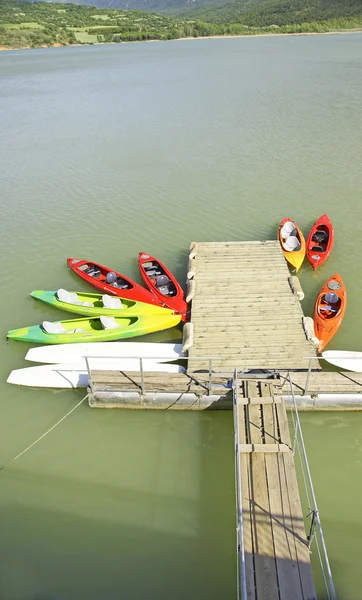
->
xmin=238 ymin=444 xmax=290 ymax=453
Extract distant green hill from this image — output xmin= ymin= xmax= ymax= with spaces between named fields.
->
xmin=13 ymin=0 xmax=362 ymax=22
xmin=0 ymin=1 xmax=222 ymax=48
xmin=1 ymin=0 xmax=362 ymax=50
xmin=187 ymin=0 xmax=362 ymax=26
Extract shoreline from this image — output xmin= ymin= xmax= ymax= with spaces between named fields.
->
xmin=1 ymin=27 xmax=361 ymax=52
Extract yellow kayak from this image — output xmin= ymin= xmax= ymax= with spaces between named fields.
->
xmin=278 ymin=218 xmax=306 ymax=273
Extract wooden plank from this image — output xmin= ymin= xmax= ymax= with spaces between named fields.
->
xmin=282 ymin=452 xmax=317 ymax=599
xmin=239 ymin=397 xmax=281 ymax=405
xmin=275 ymin=403 xmax=292 ymax=448
xmin=238 ymin=444 xmax=290 ymax=453
xmin=265 ymin=453 xmax=305 ymax=599
xmin=246 ymin=381 xmax=279 ymax=599
xmin=191 ymin=318 xmax=303 ymax=326
xmin=262 ymin=399 xmax=303 ymax=599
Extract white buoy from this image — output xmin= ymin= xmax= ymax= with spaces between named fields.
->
xmin=182 ymin=322 xmax=194 ymax=353
xmin=289 ymin=275 xmax=305 ymax=300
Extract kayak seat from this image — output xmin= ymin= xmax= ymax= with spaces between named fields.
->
xmin=156 ymin=275 xmax=170 ymax=287
xmin=312 ymin=245 xmax=325 ymax=253
xmin=313 ymin=231 xmax=327 ymax=243
xmin=280 ymin=221 xmax=295 ymax=238
xmin=324 ymin=292 xmax=339 ymax=304
xmin=114 ymin=278 xmax=129 ymax=289
xmin=319 ymin=305 xmax=339 ymax=314
xmin=100 ymin=315 xmax=121 ymax=330
xmin=102 ymin=295 xmax=124 ymax=309
xmin=86 ymin=266 xmax=101 ymax=278
xmin=158 ymin=285 xmax=171 ymax=296
xmin=57 ymin=289 xmax=81 ymax=305
xmin=145 ymin=268 xmax=162 ymax=277
xmin=283 ymin=236 xmax=300 ymax=251
xmin=42 ymin=321 xmax=67 ymax=334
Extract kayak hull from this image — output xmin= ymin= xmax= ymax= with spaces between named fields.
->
xmin=7 ymin=360 xmax=185 ymax=389
xmin=306 ymin=214 xmax=334 ymax=270
xmin=30 ymin=290 xmax=174 ymax=318
xmin=67 ymin=258 xmax=162 ymax=305
xmin=138 ymin=252 xmax=188 ymax=319
xmin=25 ymin=341 xmax=184 ymax=364
xmin=322 ymin=351 xmax=362 ymax=372
xmin=278 ymin=218 xmax=306 ymax=272
xmin=7 ymin=314 xmax=181 ymax=345
xmin=313 ymin=273 xmax=346 ymax=352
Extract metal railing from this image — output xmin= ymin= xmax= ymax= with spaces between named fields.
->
xmin=84 ymin=355 xmax=277 ymax=396
xmin=287 ymin=371 xmax=337 ymax=600
xmin=233 ymin=370 xmax=248 ymax=600
xmin=84 ymin=355 xmax=221 ymax=395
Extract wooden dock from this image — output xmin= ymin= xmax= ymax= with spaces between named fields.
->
xmin=86 ymin=240 xmax=340 ymax=598
xmin=187 ymin=241 xmax=318 ymax=371
xmin=235 ymin=380 xmax=316 ymax=599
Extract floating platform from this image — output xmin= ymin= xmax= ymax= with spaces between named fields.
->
xmin=187 ymin=241 xmax=318 ymax=371
xmin=88 ymin=240 xmax=362 ymax=410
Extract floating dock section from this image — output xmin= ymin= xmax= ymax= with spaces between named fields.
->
xmin=187 ymin=241 xmax=317 ymax=371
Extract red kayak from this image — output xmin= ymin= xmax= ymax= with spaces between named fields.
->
xmin=138 ymin=252 xmax=188 ymax=320
xmin=306 ymin=214 xmax=334 ymax=270
xmin=67 ymin=258 xmax=162 ymax=305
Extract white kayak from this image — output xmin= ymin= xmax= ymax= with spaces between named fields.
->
xmin=322 ymin=350 xmax=362 ymax=372
xmin=25 ymin=342 xmax=184 ymax=364
xmin=7 ymin=358 xmax=185 ymax=389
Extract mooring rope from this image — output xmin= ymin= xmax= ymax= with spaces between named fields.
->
xmin=0 ymin=394 xmax=88 ymax=471
xmin=293 ymin=264 xmax=313 ymax=275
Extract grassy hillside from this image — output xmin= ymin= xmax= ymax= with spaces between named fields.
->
xmin=0 ymin=1 xmax=226 ymax=48
xmin=12 ymin=0 xmax=362 ymax=20
xmin=1 ymin=0 xmax=362 ymax=49
xmin=188 ymin=0 xmax=362 ymax=26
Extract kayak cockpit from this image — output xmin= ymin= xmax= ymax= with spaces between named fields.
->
xmin=318 ymin=292 xmax=341 ymax=318
xmin=143 ymin=261 xmax=177 ymax=297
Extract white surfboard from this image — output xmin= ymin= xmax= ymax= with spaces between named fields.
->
xmin=7 ymin=359 xmax=185 ymax=389
xmin=25 ymin=342 xmax=184 ymax=364
xmin=322 ymin=351 xmax=362 ymax=372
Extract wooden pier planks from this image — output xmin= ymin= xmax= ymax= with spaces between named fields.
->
xmin=188 ymin=241 xmax=318 ymax=371
xmin=236 ymin=381 xmax=316 ymax=599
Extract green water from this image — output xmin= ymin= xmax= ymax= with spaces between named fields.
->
xmin=1 ymin=34 xmax=362 ymax=598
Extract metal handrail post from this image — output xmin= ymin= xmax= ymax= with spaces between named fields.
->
xmin=85 ymin=357 xmax=93 ymax=393
xmin=139 ymin=358 xmax=145 ymax=397
xmin=303 ymin=357 xmax=313 ymax=396
xmin=208 ymin=359 xmax=212 ymax=395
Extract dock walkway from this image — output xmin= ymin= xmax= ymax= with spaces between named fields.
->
xmin=234 ymin=379 xmax=316 ymax=599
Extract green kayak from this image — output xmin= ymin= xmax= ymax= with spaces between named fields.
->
xmin=30 ymin=289 xmax=175 ymax=318
xmin=7 ymin=314 xmax=182 ymax=344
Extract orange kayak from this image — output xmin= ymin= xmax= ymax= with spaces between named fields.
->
xmin=278 ymin=218 xmax=306 ymax=272
xmin=313 ymin=273 xmax=346 ymax=352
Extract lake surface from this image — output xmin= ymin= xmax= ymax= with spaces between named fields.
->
xmin=1 ymin=33 xmax=362 ymax=599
